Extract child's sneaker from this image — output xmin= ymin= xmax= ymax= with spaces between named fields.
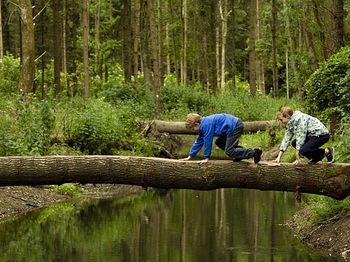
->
xmin=253 ymin=148 xmax=262 ymax=164
xmin=325 ymin=147 xmax=335 ymax=163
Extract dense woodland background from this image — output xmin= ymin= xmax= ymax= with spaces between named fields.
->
xmin=0 ymin=1 xmax=348 ymax=108
xmin=0 ymin=0 xmax=348 ymax=159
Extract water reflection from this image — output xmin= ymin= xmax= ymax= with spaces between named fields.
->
xmin=0 ymin=189 xmax=326 ymax=261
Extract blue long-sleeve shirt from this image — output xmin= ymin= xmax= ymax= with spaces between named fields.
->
xmin=189 ymin=114 xmax=239 ymax=158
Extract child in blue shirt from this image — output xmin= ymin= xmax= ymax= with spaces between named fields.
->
xmin=181 ymin=113 xmax=262 ymax=163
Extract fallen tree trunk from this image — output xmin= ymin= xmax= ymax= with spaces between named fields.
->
xmin=147 ymin=120 xmax=277 ymax=134
xmin=0 ymin=156 xmax=349 ymax=200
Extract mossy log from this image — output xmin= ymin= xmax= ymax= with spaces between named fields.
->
xmin=147 ymin=120 xmax=277 ymax=134
xmin=0 ymin=156 xmax=349 ymax=200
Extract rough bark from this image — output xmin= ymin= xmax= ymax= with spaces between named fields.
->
xmin=0 ymin=156 xmax=349 ymax=200
xmin=15 ymin=0 xmax=35 ymax=94
xmin=146 ymin=120 xmax=277 ymax=134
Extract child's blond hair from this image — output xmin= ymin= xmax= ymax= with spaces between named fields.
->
xmin=185 ymin=113 xmax=201 ymax=129
xmin=277 ymin=106 xmax=294 ymax=119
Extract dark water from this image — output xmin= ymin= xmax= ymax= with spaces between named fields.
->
xmin=0 ymin=188 xmax=326 ymax=262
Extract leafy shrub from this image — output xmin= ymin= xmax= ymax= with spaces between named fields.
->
xmin=102 ymin=81 xmax=154 ymax=119
xmin=334 ymin=117 xmax=350 ymax=163
xmin=0 ymin=54 xmax=20 ymax=96
xmin=160 ymin=80 xmax=211 ymax=115
xmin=61 ymin=99 xmax=128 ymax=154
xmin=304 ymin=46 xmax=350 ymax=117
xmin=0 ymin=96 xmax=54 ymax=156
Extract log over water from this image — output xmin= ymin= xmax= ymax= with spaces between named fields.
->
xmin=0 ymin=156 xmax=349 ymax=200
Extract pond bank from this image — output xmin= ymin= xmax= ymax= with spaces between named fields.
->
xmin=288 ymin=204 xmax=350 ymax=260
xmin=0 ymin=184 xmax=143 ymax=222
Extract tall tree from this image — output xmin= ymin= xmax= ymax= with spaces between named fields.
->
xmin=122 ymin=0 xmax=132 ymax=82
xmin=248 ymin=0 xmax=257 ymax=96
xmin=95 ymin=0 xmax=102 ymax=79
xmin=13 ymin=0 xmax=35 ymax=94
xmin=52 ymin=0 xmax=62 ymax=97
xmin=228 ymin=0 xmax=237 ymax=92
xmin=271 ymin=0 xmax=278 ymax=97
xmin=82 ymin=0 xmax=89 ymax=98
xmin=181 ymin=0 xmax=187 ymax=86
xmin=147 ymin=0 xmax=162 ymax=117
xmin=140 ymin=0 xmax=152 ymax=89
xmin=0 ymin=0 xmax=3 ymax=60
xmin=330 ymin=0 xmax=344 ymax=53
xmin=132 ymin=0 xmax=140 ymax=79
xmin=219 ymin=0 xmax=230 ymax=92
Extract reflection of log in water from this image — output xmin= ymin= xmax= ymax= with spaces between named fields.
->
xmin=0 ymin=156 xmax=349 ymax=200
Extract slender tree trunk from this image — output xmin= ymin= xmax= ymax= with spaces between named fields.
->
xmin=216 ymin=27 xmax=220 ymax=89
xmin=285 ymin=50 xmax=289 ymax=99
xmin=40 ymin=3 xmax=45 ymax=99
xmin=147 ymin=0 xmax=162 ymax=117
xmin=132 ymin=0 xmax=140 ymax=79
xmin=157 ymin=0 xmax=163 ymax=86
xmin=271 ymin=0 xmax=278 ymax=97
xmin=256 ymin=0 xmax=262 ymax=92
xmin=208 ymin=1 xmax=218 ymax=92
xmin=140 ymin=0 xmax=152 ymax=89
xmin=283 ymin=0 xmax=300 ymax=98
xmin=82 ymin=0 xmax=89 ymax=98
xmin=169 ymin=0 xmax=179 ymax=82
xmin=330 ymin=0 xmax=344 ymax=52
xmin=52 ymin=0 xmax=62 ymax=97
xmin=181 ymin=0 xmax=187 ymax=86
xmin=14 ymin=0 xmax=35 ymax=94
xmin=165 ymin=8 xmax=171 ymax=75
xmin=122 ymin=0 xmax=132 ymax=82
xmin=311 ymin=0 xmax=328 ymax=59
xmin=0 ymin=0 xmax=3 ymax=60
xmin=62 ymin=0 xmax=67 ymax=82
xmin=229 ymin=0 xmax=236 ymax=92
xmin=220 ymin=0 xmax=229 ymax=92
xmin=248 ymin=0 xmax=257 ymax=96
xmin=95 ymin=0 xmax=102 ymax=79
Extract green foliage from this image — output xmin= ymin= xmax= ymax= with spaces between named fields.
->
xmin=0 ymin=96 xmax=54 ymax=156
xmin=160 ymin=75 xmax=211 ymax=116
xmin=46 ymin=184 xmax=81 ymax=197
xmin=302 ymin=195 xmax=350 ymax=224
xmin=304 ymin=46 xmax=350 ymax=117
xmin=160 ymin=76 xmax=297 ymax=122
xmin=333 ymin=117 xmax=350 ymax=163
xmin=61 ymin=98 xmax=134 ymax=154
xmin=0 ymin=54 xmax=20 ymax=96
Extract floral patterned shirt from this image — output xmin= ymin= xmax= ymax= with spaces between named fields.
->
xmin=280 ymin=111 xmax=329 ymax=152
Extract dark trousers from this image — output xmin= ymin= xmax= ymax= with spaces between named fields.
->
xmin=215 ymin=119 xmax=254 ymax=160
xmin=291 ymin=134 xmax=329 ymax=162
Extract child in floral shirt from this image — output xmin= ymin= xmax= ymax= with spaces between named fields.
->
xmin=273 ymin=106 xmax=334 ymax=165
